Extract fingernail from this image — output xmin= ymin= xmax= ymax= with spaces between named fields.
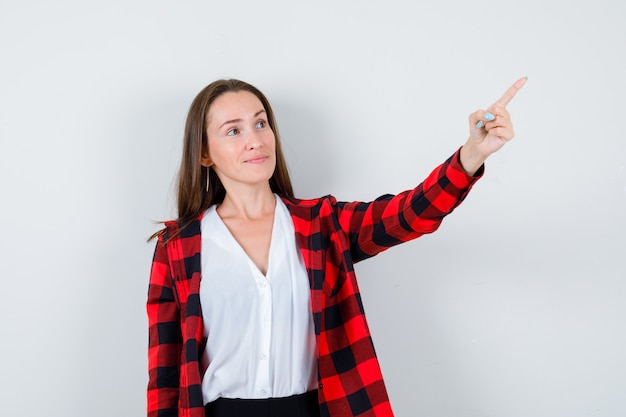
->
xmin=484 ymin=113 xmax=495 ymax=121
xmin=476 ymin=121 xmax=484 ymax=129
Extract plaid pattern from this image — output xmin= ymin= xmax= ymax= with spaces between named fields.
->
xmin=147 ymin=149 xmax=482 ymax=417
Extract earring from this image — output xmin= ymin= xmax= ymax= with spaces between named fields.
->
xmin=206 ymin=168 xmax=210 ymax=193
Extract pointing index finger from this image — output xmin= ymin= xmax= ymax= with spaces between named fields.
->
xmin=494 ymin=77 xmax=527 ymax=107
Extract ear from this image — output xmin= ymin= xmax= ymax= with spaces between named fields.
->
xmin=200 ymin=145 xmax=213 ymax=168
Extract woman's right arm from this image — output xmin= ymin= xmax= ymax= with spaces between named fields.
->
xmin=147 ymin=237 xmax=182 ymax=417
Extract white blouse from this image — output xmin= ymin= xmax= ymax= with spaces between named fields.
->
xmin=199 ymin=195 xmax=318 ymax=404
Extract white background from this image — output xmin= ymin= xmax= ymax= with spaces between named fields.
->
xmin=1 ymin=1 xmax=625 ymax=416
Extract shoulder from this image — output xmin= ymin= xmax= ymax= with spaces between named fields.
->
xmin=279 ymin=194 xmax=337 ymax=208
xmin=279 ymin=194 xmax=340 ymax=216
xmin=157 ymin=213 xmax=204 ymax=243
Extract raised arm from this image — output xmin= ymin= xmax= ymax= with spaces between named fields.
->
xmin=334 ymin=148 xmax=481 ymax=263
xmin=334 ymin=77 xmax=527 ymax=262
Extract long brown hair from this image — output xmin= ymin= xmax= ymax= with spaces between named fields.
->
xmin=149 ymin=79 xmax=294 ymax=241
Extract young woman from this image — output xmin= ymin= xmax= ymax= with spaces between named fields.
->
xmin=147 ymin=77 xmax=527 ymax=417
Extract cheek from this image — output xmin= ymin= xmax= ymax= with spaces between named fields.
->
xmin=266 ymin=132 xmax=277 ymax=149
xmin=212 ymin=141 xmax=240 ymax=161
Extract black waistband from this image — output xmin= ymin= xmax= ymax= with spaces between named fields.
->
xmin=205 ymin=390 xmax=319 ymax=417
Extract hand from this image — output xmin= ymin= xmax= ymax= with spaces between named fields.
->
xmin=460 ymin=77 xmax=527 ymax=175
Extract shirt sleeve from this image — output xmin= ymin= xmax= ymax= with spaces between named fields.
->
xmin=147 ymin=236 xmax=182 ymax=417
xmin=333 ymin=148 xmax=483 ymax=263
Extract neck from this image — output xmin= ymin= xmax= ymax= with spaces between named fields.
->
xmin=218 ymin=183 xmax=276 ymax=220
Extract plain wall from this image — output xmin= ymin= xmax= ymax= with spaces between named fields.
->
xmin=1 ymin=0 xmax=625 ymax=416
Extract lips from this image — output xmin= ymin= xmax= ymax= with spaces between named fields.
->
xmin=245 ymin=155 xmax=268 ymax=163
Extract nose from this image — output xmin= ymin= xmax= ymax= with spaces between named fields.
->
xmin=246 ymin=130 xmax=262 ymax=150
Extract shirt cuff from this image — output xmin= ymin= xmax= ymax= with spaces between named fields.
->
xmin=447 ymin=147 xmax=485 ymax=188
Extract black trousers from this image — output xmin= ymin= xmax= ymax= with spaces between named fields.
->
xmin=204 ymin=390 xmax=320 ymax=417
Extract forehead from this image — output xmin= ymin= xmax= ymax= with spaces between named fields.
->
xmin=207 ymin=91 xmax=265 ymax=124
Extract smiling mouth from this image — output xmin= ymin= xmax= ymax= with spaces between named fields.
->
xmin=245 ymin=155 xmax=268 ymax=163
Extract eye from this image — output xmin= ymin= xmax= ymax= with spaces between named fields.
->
xmin=255 ymin=120 xmax=266 ymax=129
xmin=226 ymin=128 xmax=239 ymax=136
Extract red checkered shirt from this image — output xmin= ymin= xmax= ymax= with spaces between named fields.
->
xmin=147 ymin=149 xmax=482 ymax=417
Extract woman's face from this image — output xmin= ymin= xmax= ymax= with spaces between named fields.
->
xmin=203 ymin=90 xmax=276 ymax=192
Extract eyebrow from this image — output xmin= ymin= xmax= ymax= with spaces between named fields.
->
xmin=218 ymin=110 xmax=266 ymax=130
